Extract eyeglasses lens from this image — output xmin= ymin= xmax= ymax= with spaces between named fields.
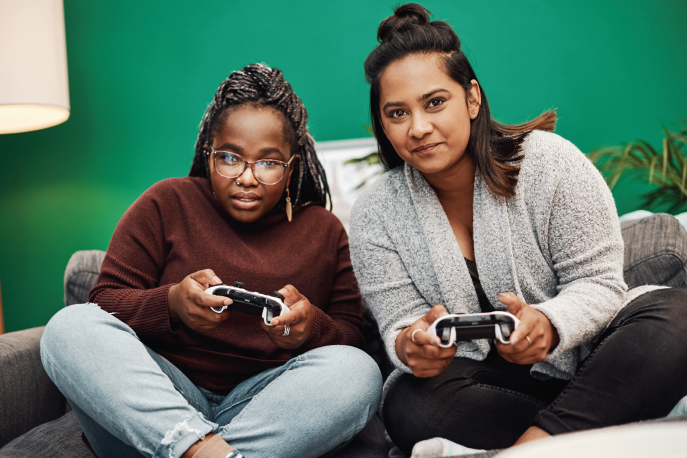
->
xmin=216 ymin=152 xmax=285 ymax=185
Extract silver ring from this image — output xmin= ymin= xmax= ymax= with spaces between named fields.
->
xmin=411 ymin=329 xmax=421 ymax=344
xmin=237 ymin=179 xmax=242 ymax=186
xmin=282 ymin=324 xmax=290 ymax=337
xmin=526 ymin=336 xmax=532 ymax=346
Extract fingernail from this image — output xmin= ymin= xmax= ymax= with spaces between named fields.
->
xmin=212 ymin=276 xmax=222 ymax=284
xmin=272 ymin=320 xmax=279 ymax=325
xmin=224 ymin=299 xmax=231 ymax=305
xmin=511 ymin=337 xmax=519 ymax=344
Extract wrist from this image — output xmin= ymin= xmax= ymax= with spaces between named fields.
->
xmin=168 ymin=284 xmax=180 ymax=321
xmin=395 ymin=327 xmax=410 ymax=365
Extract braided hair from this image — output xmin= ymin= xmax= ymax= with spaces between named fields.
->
xmin=189 ymin=63 xmax=331 ymax=209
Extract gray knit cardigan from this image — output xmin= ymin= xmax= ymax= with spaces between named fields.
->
xmin=349 ymin=130 xmax=660 ymax=391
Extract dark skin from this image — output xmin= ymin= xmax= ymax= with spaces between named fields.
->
xmin=166 ymin=105 xmax=318 ymax=457
xmin=381 ymin=53 xmax=560 ymax=446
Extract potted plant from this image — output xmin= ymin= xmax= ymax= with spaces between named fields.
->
xmin=589 ymin=120 xmax=687 ymax=214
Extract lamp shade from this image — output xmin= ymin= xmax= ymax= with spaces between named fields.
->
xmin=0 ymin=0 xmax=70 ymax=134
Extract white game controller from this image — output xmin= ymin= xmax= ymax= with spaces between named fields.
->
xmin=205 ymin=282 xmax=289 ymax=326
xmin=427 ymin=311 xmax=520 ymax=347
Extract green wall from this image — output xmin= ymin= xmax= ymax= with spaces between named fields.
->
xmin=1 ymin=0 xmax=686 ymax=332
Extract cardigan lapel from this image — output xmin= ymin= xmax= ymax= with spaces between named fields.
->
xmin=404 ymin=165 xmax=481 ymax=315
xmin=472 ymin=170 xmax=523 ymax=310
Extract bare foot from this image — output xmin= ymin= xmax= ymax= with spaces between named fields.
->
xmin=181 ymin=433 xmax=235 ymax=458
xmin=512 ymin=426 xmax=551 ymax=446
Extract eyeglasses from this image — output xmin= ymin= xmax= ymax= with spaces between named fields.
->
xmin=206 ymin=147 xmax=296 ymax=185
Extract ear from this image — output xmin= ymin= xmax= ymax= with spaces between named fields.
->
xmin=467 ymin=79 xmax=481 ymax=120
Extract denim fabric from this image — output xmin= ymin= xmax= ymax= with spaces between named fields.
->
xmin=40 ymin=304 xmax=382 ymax=458
xmin=383 ymin=289 xmax=687 ymax=455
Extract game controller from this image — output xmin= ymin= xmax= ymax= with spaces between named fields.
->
xmin=426 ymin=311 xmax=520 ymax=346
xmin=205 ymin=282 xmax=289 ymax=326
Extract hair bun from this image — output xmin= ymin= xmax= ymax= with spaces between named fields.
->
xmin=378 ymin=3 xmax=432 ymax=43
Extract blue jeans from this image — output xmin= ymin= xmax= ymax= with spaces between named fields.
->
xmin=40 ymin=304 xmax=382 ymax=458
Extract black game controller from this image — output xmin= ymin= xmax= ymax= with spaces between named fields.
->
xmin=205 ymin=282 xmax=289 ymax=326
xmin=427 ymin=311 xmax=520 ymax=346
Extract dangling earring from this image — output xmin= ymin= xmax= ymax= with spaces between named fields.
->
xmin=285 ymin=188 xmax=292 ymax=222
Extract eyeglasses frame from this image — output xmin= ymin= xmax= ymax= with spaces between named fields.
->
xmin=205 ymin=146 xmax=297 ymax=186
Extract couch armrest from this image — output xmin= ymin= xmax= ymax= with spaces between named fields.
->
xmin=0 ymin=326 xmax=66 ymax=448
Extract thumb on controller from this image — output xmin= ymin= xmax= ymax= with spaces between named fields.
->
xmin=424 ymin=304 xmax=450 ymax=325
xmin=498 ymin=292 xmax=525 ymax=316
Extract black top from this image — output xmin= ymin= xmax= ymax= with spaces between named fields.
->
xmin=464 ymin=258 xmax=494 ymax=313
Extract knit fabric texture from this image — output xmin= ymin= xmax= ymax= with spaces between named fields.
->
xmin=349 ymin=130 xmax=662 ymax=396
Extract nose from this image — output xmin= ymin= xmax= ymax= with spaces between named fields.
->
xmin=237 ymin=164 xmax=259 ymax=186
xmin=408 ymin=112 xmax=433 ymax=139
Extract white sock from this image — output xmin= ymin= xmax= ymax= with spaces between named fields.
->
xmin=411 ymin=437 xmax=486 ymax=457
xmin=667 ymin=395 xmax=687 ymax=417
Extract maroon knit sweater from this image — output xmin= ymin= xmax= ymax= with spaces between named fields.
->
xmin=89 ymin=177 xmax=364 ymax=394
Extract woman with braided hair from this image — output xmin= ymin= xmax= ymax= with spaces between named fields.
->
xmin=40 ymin=63 xmax=382 ymax=458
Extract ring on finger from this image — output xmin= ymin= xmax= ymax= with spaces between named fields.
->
xmin=411 ymin=329 xmax=421 ymax=344
xmin=525 ymin=336 xmax=532 ymax=346
xmin=282 ymin=324 xmax=290 ymax=337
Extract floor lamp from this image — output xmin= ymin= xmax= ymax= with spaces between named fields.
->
xmin=0 ymin=0 xmax=70 ymax=334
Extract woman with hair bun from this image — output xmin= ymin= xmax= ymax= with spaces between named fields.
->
xmin=349 ymin=3 xmax=687 ymax=456
xmin=40 ymin=63 xmax=382 ymax=458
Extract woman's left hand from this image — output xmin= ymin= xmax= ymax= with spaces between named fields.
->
xmin=495 ymin=292 xmax=560 ymax=365
xmin=259 ymin=284 xmax=316 ymax=349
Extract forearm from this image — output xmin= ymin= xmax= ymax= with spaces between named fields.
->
xmin=89 ymin=283 xmax=174 ymax=336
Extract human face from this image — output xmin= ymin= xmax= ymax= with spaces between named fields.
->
xmin=378 ymin=53 xmax=481 ymax=177
xmin=207 ymin=105 xmax=296 ymax=223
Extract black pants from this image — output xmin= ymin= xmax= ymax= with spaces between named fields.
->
xmin=384 ymin=289 xmax=687 ymax=454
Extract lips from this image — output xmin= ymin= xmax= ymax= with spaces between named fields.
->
xmin=230 ymin=192 xmax=261 ymax=211
xmin=412 ymin=142 xmax=442 ymax=155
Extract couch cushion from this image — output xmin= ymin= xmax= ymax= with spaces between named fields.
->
xmin=0 ymin=327 xmax=66 ymax=449
xmin=621 ymin=213 xmax=687 ymax=289
xmin=0 ymin=410 xmax=388 ymax=458
xmin=64 ymin=250 xmax=106 ymax=306
xmin=0 ymin=411 xmax=91 ymax=458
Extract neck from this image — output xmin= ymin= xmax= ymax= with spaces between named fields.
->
xmin=421 ymin=152 xmax=476 ymax=202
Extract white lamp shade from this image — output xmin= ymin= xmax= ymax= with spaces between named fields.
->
xmin=0 ymin=0 xmax=70 ymax=134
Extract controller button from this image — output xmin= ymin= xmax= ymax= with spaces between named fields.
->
xmin=235 ymin=281 xmax=244 ymax=289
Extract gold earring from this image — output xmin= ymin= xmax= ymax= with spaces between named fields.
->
xmin=285 ymin=188 xmax=292 ymax=222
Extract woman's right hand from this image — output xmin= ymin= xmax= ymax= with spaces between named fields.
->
xmin=395 ymin=304 xmax=456 ymax=378
xmin=167 ymin=269 xmax=233 ymax=332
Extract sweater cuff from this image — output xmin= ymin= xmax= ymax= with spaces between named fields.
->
xmin=299 ymin=306 xmax=332 ymax=351
xmin=130 ymin=284 xmax=175 ymax=336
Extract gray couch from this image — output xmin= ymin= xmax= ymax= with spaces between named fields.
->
xmin=2 ymin=213 xmax=687 ymax=458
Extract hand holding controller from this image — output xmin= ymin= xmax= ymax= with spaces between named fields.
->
xmin=205 ymin=281 xmax=289 ymax=326
xmin=427 ymin=311 xmax=520 ymax=347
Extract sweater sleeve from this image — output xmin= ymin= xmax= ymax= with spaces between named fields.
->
xmin=297 ymin=228 xmax=365 ymax=352
xmin=88 ymin=184 xmax=174 ymax=336
xmin=531 ymin=148 xmax=627 ymax=359
xmin=349 ymin=189 xmax=430 ymax=374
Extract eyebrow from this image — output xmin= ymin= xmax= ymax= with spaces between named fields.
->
xmin=382 ymin=88 xmax=449 ymax=111
xmin=215 ymin=143 xmax=285 ymax=159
